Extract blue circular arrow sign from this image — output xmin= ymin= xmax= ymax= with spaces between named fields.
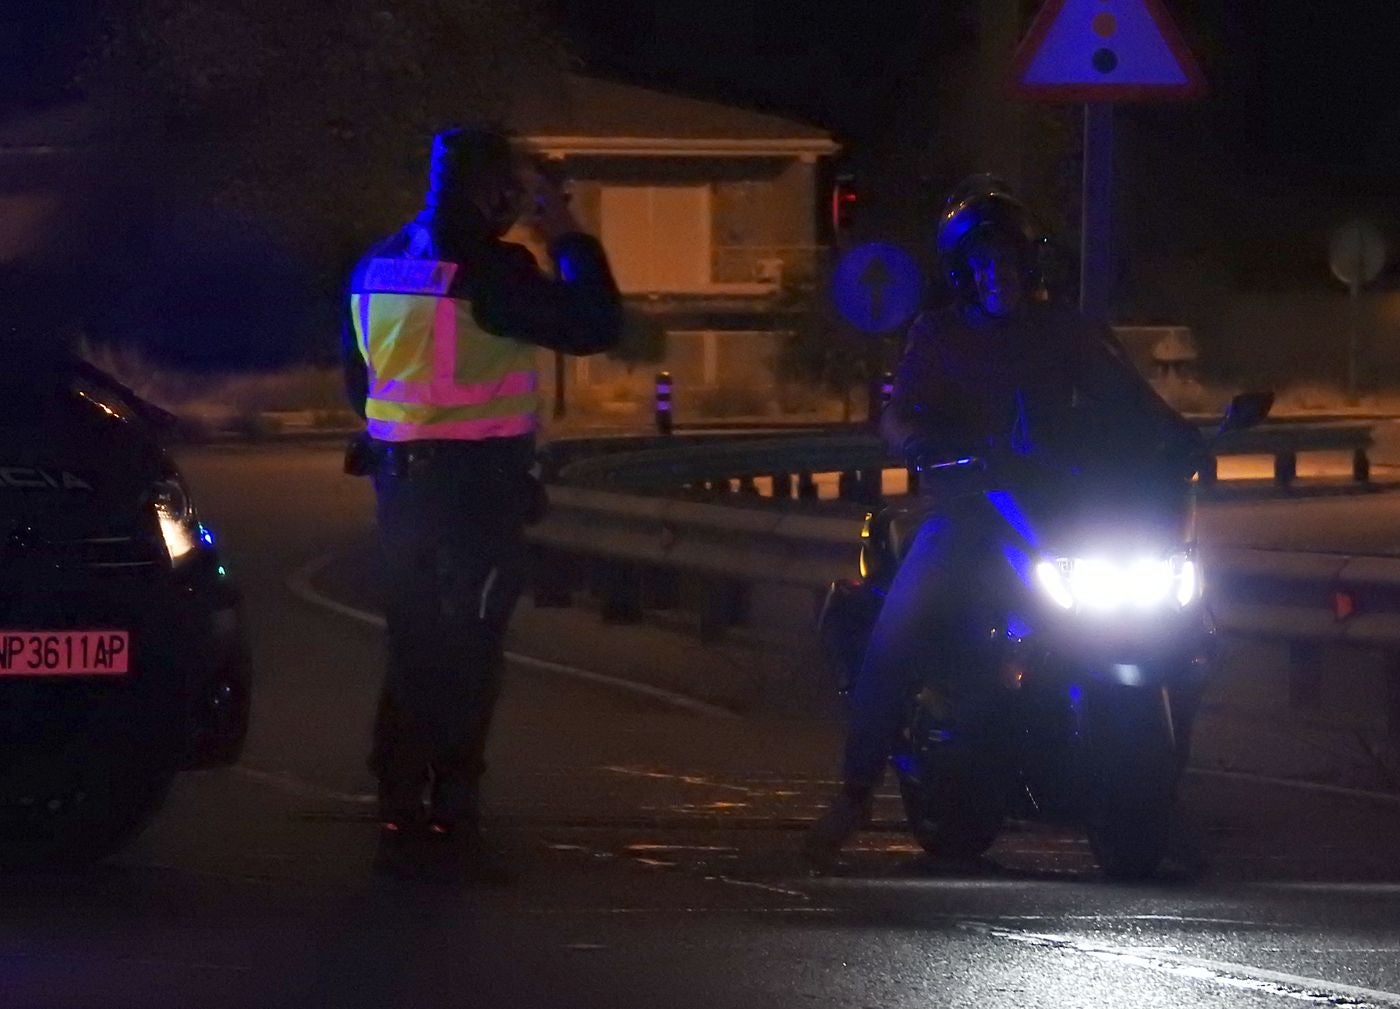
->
xmin=831 ymin=243 xmax=924 ymax=335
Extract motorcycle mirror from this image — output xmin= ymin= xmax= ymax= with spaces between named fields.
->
xmin=1218 ymin=391 xmax=1274 ymax=436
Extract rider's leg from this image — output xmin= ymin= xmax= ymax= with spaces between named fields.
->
xmin=805 ymin=512 xmax=965 ymax=864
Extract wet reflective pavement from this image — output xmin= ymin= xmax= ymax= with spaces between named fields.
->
xmin=1 ymin=444 xmax=1397 ymax=1008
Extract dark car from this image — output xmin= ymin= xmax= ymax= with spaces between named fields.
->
xmin=0 ymin=342 xmax=251 ymax=864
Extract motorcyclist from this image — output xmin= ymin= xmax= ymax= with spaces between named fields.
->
xmin=803 ymin=174 xmax=1203 ymax=870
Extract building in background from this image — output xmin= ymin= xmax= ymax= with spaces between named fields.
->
xmin=509 ymin=74 xmax=840 ymax=422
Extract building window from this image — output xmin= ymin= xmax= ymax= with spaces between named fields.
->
xmin=600 ymin=185 xmax=712 ymax=293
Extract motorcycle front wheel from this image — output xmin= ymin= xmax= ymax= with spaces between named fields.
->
xmin=1083 ymin=684 xmax=1181 ymax=881
xmin=895 ymin=679 xmax=1008 ymax=860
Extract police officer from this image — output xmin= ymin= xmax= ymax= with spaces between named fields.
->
xmin=344 ymin=126 xmax=622 ymax=880
xmin=802 ymin=175 xmax=1202 ymax=870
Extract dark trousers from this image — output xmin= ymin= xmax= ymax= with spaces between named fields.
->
xmin=368 ymin=448 xmax=528 ymax=826
xmin=843 ymin=498 xmax=996 ymax=793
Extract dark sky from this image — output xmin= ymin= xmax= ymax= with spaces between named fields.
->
xmin=552 ymin=0 xmax=1400 ymax=183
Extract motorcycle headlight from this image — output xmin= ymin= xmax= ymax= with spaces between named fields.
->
xmin=148 ymin=478 xmax=200 ymax=565
xmin=1034 ymin=552 xmax=1201 ymax=613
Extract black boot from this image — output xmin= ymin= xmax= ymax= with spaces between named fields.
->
xmin=372 ymin=819 xmax=425 ymax=880
xmin=802 ymin=787 xmax=873 ymax=874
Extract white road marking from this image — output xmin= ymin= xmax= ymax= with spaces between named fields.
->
xmin=287 ymin=549 xmax=740 ymax=720
xmin=959 ymin=921 xmax=1400 ymax=1008
xmin=703 ymin=875 xmax=810 ymax=900
xmin=1189 ymin=768 xmax=1400 ymax=807
xmin=523 ymin=906 xmax=837 ymax=916
xmin=1258 ymin=882 xmax=1400 ymax=896
xmin=231 ymin=765 xmax=375 ymax=804
xmin=478 ymin=565 xmax=499 ymax=620
xmin=993 ymin=914 xmax=1291 ymax=928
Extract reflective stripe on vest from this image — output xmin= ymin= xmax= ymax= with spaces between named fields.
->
xmin=351 ymin=258 xmax=540 ymax=443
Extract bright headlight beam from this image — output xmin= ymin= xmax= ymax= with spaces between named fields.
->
xmin=1176 ymin=559 xmax=1199 ymax=607
xmin=1068 ymin=558 xmax=1120 ymax=611
xmin=157 ymin=507 xmax=198 ymax=562
xmin=1035 ymin=561 xmax=1075 ymax=610
xmin=1128 ymin=557 xmax=1174 ymax=609
xmin=1036 ymin=553 xmax=1200 ymax=612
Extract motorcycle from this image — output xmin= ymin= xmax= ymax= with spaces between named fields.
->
xmin=817 ymin=392 xmax=1273 ymax=879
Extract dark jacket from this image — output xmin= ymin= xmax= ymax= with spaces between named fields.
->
xmin=883 ymin=302 xmax=1202 ymax=476
xmin=342 ymin=209 xmax=623 ymax=423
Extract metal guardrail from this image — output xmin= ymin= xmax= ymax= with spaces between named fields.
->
xmin=528 ymin=422 xmax=1398 ymax=740
xmin=549 ymin=422 xmax=1377 ymax=501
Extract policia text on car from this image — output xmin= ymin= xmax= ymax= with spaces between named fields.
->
xmin=342 ymin=127 xmax=622 ymax=881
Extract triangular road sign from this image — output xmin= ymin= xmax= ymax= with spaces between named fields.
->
xmin=1011 ymin=0 xmax=1207 ymax=102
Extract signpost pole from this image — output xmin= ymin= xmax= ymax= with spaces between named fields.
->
xmin=1328 ymin=221 xmax=1386 ymax=406
xmin=1079 ymin=103 xmax=1115 ymax=323
xmin=1349 ymin=273 xmax=1361 ymax=404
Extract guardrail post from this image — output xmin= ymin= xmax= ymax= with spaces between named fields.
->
xmin=771 ymin=472 xmax=794 ymax=499
xmin=1275 ymin=451 xmax=1297 ymax=488
xmin=857 ymin=468 xmax=883 ymax=504
xmin=699 ymin=580 xmax=728 ymax=642
xmin=654 ymin=370 xmax=674 ymax=436
xmin=1354 ymin=447 xmax=1371 ymax=483
xmin=1198 ymin=455 xmax=1218 ymax=488
xmin=797 ymin=472 xmax=818 ymax=500
xmin=530 ymin=546 xmax=574 ymax=609
xmin=838 ymin=470 xmax=859 ymax=501
xmin=738 ymin=475 xmax=760 ymax=496
xmin=1287 ymin=641 xmax=1323 ymax=710
xmin=644 ymin=567 xmax=679 ymax=611
xmin=698 ymin=578 xmax=747 ymax=642
xmin=1388 ymin=655 xmax=1400 ymax=754
xmin=600 ymin=561 xmax=643 ymax=623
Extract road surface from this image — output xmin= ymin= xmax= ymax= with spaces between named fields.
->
xmin=2 ymin=442 xmax=1398 ymax=1009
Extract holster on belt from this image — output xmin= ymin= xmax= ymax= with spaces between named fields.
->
xmin=343 ymin=432 xmax=378 ymax=477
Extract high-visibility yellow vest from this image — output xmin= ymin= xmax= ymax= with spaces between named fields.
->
xmin=350 ymin=256 xmax=540 ymax=442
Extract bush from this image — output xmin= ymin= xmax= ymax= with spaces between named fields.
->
xmin=696 ymin=386 xmax=773 ymax=418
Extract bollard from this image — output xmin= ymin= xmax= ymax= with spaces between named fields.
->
xmin=1354 ymin=447 xmax=1371 ymax=483
xmin=771 ymin=472 xmax=794 ymax=499
xmin=654 ymin=370 xmax=674 ymax=436
xmin=837 ymin=470 xmax=859 ymax=501
xmin=869 ymin=371 xmax=895 ymax=427
xmin=797 ymin=472 xmax=819 ymax=500
xmin=1274 ymin=450 xmax=1297 ymax=488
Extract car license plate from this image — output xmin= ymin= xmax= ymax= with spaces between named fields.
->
xmin=0 ymin=631 xmax=130 ymax=676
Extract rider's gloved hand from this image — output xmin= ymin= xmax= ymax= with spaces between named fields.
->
xmin=899 ymin=434 xmax=943 ymax=471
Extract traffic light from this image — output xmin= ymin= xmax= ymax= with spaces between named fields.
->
xmin=831 ymin=174 xmax=858 ymax=235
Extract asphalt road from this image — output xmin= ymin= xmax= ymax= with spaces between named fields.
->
xmin=3 ymin=443 xmax=1400 ymax=1009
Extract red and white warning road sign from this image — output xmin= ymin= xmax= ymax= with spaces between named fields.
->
xmin=1011 ymin=0 xmax=1207 ymax=102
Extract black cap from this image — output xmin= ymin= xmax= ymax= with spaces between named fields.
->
xmin=425 ymin=126 xmax=515 ymax=210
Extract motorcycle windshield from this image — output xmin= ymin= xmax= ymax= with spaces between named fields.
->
xmin=993 ymin=462 xmax=1193 ymax=560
